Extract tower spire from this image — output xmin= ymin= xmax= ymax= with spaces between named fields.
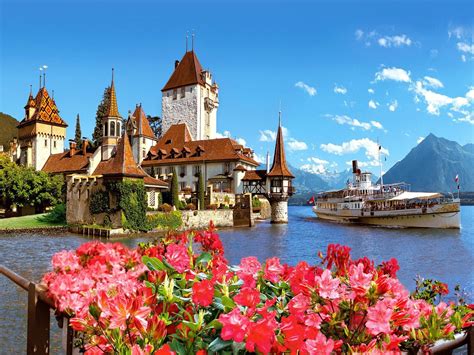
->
xmin=105 ymin=68 xmax=121 ymax=118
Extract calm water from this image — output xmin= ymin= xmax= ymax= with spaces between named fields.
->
xmin=0 ymin=206 xmax=473 ymax=353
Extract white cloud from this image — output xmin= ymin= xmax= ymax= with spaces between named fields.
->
xmin=259 ymin=126 xmax=288 ymax=142
xmin=448 ymin=26 xmax=466 ymax=39
xmin=287 ymin=138 xmax=308 ymax=151
xmin=411 ymin=80 xmax=470 ymax=116
xmin=368 ymin=88 xmax=375 ymax=94
xmin=368 ymin=100 xmax=379 ymax=109
xmin=466 ymin=87 xmax=474 ymax=101
xmin=388 ymin=100 xmax=398 ymax=112
xmin=326 ymin=114 xmax=382 ymax=131
xmin=423 ymin=76 xmax=444 ymax=89
xmin=355 ymin=29 xmax=364 ymax=40
xmin=300 ymin=157 xmax=330 ymax=174
xmin=377 ymin=34 xmax=412 ymax=48
xmin=253 ymin=152 xmax=264 ymax=164
xmin=295 ymin=81 xmax=317 ymax=96
xmin=321 ymin=138 xmax=389 ymax=162
xmin=216 ymin=131 xmax=246 ymax=146
xmin=308 ymin=157 xmax=329 ymax=165
xmin=375 ymin=67 xmax=411 ymax=83
xmin=334 ymin=85 xmax=347 ymax=95
xmin=457 ymin=42 xmax=474 ymax=55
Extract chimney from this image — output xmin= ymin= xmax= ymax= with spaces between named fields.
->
xmin=352 ymin=160 xmax=358 ymax=174
xmin=175 ymin=60 xmax=180 ymax=69
xmin=69 ymin=140 xmax=76 ymax=157
xmin=82 ymin=138 xmax=88 ymax=155
xmin=266 ymin=151 xmax=270 ymax=173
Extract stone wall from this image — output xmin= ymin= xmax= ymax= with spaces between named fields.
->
xmin=270 ymin=200 xmax=289 ymax=223
xmin=180 ymin=209 xmax=233 ymax=230
xmin=162 ymin=85 xmax=199 ymax=139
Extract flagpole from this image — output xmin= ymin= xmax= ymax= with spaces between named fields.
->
xmin=378 ymin=141 xmax=384 ymax=193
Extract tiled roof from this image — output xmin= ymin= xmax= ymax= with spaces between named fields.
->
xmin=142 ymin=123 xmax=259 ymax=167
xmin=131 ymin=105 xmax=155 ymax=139
xmin=162 ymin=51 xmax=205 ymax=91
xmin=42 ymin=150 xmax=92 ymax=174
xmin=233 ymin=164 xmax=247 ymax=171
xmin=24 ymin=91 xmax=35 ymax=109
xmin=143 ymin=175 xmax=168 ymax=188
xmin=242 ymin=169 xmax=267 ymax=181
xmin=267 ymin=124 xmax=294 ymax=178
xmin=93 ymin=134 xmax=146 ymax=177
xmin=18 ymin=87 xmax=68 ymax=128
xmin=104 ymin=71 xmax=121 ymax=118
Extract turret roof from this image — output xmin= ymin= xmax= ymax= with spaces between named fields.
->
xmin=162 ymin=51 xmax=205 ymax=91
xmin=131 ymin=105 xmax=156 ymax=139
xmin=267 ymin=121 xmax=294 ymax=178
xmin=104 ymin=70 xmax=121 ymax=118
xmin=18 ymin=87 xmax=67 ymax=128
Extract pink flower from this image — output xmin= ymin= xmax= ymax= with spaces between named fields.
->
xmin=165 ymin=244 xmax=189 ymax=273
xmin=349 ymin=263 xmax=373 ymax=295
xmin=366 ymin=300 xmax=393 ymax=335
xmin=218 ymin=308 xmax=250 ymax=343
xmin=288 ymin=293 xmax=310 ymax=318
xmin=263 ymin=257 xmax=284 ymax=283
xmin=234 ymin=287 xmax=261 ymax=308
xmin=315 ymin=269 xmax=340 ymax=299
xmin=237 ymin=257 xmax=261 ymax=287
xmin=305 ymin=332 xmax=335 ymax=355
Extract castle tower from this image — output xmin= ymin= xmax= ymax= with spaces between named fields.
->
xmin=161 ymin=50 xmax=219 ymax=140
xmin=17 ymin=81 xmax=68 ymax=170
xmin=266 ymin=113 xmax=295 ymax=223
xmin=126 ymin=104 xmax=158 ymax=164
xmin=101 ymin=69 xmax=123 ymax=160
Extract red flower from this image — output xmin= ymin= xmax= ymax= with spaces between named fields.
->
xmin=280 ymin=315 xmax=306 ymax=352
xmin=165 ymin=244 xmax=189 ymax=273
xmin=234 ymin=287 xmax=261 ymax=308
xmin=324 ymin=244 xmax=351 ymax=276
xmin=218 ymin=308 xmax=250 ymax=343
xmin=245 ymin=318 xmax=276 ymax=354
xmin=155 ymin=344 xmax=175 ymax=355
xmin=380 ymin=258 xmax=400 ymax=278
xmin=192 ymin=279 xmax=214 ymax=307
xmin=237 ymin=257 xmax=261 ymax=288
xmin=264 ymin=257 xmax=284 ymax=283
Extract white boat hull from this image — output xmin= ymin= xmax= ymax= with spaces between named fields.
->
xmin=313 ymin=203 xmax=461 ymax=229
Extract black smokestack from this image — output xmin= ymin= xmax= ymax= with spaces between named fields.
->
xmin=352 ymin=160 xmax=358 ymax=174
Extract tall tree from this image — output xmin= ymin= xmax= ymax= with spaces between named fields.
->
xmin=74 ymin=114 xmax=82 ymax=149
xmin=197 ymin=171 xmax=205 ymax=210
xmin=92 ymin=86 xmax=111 ymax=147
xmin=171 ymin=167 xmax=180 ymax=208
xmin=147 ymin=115 xmax=162 ymax=138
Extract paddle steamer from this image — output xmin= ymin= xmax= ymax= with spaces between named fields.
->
xmin=312 ymin=160 xmax=460 ymax=229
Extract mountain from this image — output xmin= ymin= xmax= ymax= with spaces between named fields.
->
xmin=0 ymin=112 xmax=18 ymax=151
xmin=290 ymin=164 xmax=329 ymax=193
xmin=382 ymin=133 xmax=474 ymax=192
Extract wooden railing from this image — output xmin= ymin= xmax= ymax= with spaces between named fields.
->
xmin=0 ymin=265 xmax=74 ymax=355
xmin=1 ymin=264 xmax=472 ymax=354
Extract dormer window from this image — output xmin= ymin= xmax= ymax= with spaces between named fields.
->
xmin=170 ymin=148 xmax=179 ymax=158
xmin=157 ymin=149 xmax=166 ymax=160
xmin=196 ymin=145 xmax=205 ymax=157
xmin=182 ymin=146 xmax=191 ymax=158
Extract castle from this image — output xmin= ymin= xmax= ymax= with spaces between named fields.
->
xmin=11 ymin=48 xmax=294 ymax=224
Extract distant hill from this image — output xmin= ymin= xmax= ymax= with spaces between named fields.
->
xmin=382 ymin=133 xmax=474 ymax=192
xmin=290 ymin=164 xmax=329 ymax=193
xmin=0 ymin=112 xmax=18 ymax=151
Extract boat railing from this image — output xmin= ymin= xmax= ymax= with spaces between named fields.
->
xmin=0 ymin=264 xmax=74 ymax=354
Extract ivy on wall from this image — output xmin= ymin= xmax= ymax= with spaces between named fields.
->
xmin=89 ymin=190 xmax=110 ymax=215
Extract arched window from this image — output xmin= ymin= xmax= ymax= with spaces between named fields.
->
xmin=104 ymin=123 xmax=108 ymax=136
xmin=110 ymin=121 xmax=116 ymax=136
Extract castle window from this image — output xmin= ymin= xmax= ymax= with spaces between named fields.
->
xmin=157 ymin=167 xmax=162 ymax=176
xmin=180 ymin=87 xmax=185 ymax=98
xmin=180 ymin=182 xmax=186 ymax=191
xmin=143 ymin=137 xmax=146 ymax=144
xmin=190 ymin=87 xmax=193 ymax=93
xmin=117 ymin=122 xmax=121 ymax=135
xmin=223 ymin=162 xmax=231 ymax=175
xmin=45 ymin=140 xmax=47 ymax=147
xmin=173 ymin=89 xmax=177 ymax=100
xmin=104 ymin=123 xmax=108 ymax=136
xmin=110 ymin=121 xmax=116 ymax=136
xmin=142 ymin=150 xmax=146 ymax=158
xmin=179 ymin=165 xmax=186 ymax=177
xmin=193 ymin=165 xmax=201 ymax=175
xmin=53 ymin=141 xmax=56 ymax=148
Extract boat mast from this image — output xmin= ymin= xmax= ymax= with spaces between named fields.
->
xmin=378 ymin=139 xmax=384 ymax=192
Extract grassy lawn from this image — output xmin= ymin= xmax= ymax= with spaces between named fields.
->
xmin=0 ymin=213 xmax=66 ymax=230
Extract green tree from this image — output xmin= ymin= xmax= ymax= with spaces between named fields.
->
xmin=147 ymin=115 xmax=162 ymax=138
xmin=74 ymin=114 xmax=82 ymax=149
xmin=197 ymin=171 xmax=205 ymax=210
xmin=171 ymin=167 xmax=180 ymax=208
xmin=92 ymin=86 xmax=111 ymax=147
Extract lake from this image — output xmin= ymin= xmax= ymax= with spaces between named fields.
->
xmin=0 ymin=206 xmax=473 ymax=353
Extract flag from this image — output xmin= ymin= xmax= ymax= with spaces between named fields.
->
xmin=455 ymin=174 xmax=459 ymax=183
xmin=308 ymin=196 xmax=315 ymax=205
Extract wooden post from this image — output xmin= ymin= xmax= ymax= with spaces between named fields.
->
xmin=468 ymin=326 xmax=474 ymax=355
xmin=27 ymin=282 xmax=50 ymax=354
xmin=61 ymin=317 xmax=74 ymax=355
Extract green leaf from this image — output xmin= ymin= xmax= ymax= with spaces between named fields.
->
xmin=170 ymin=338 xmax=187 ymax=355
xmin=221 ymin=295 xmax=236 ymax=310
xmin=142 ymin=256 xmax=166 ymax=271
xmin=89 ymin=304 xmax=101 ymax=320
xmin=206 ymin=319 xmax=223 ymax=330
xmin=212 ymin=299 xmax=226 ymax=311
xmin=232 ymin=341 xmax=246 ymax=354
xmin=182 ymin=320 xmax=200 ymax=332
xmin=196 ymin=252 xmax=212 ymax=265
xmin=208 ymin=337 xmax=233 ymax=352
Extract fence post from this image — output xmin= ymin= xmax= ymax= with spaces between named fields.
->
xmin=61 ymin=317 xmax=74 ymax=355
xmin=27 ymin=282 xmax=50 ymax=354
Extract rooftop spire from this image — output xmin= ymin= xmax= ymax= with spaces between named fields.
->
xmin=267 ymin=112 xmax=294 ymax=178
xmin=105 ymin=68 xmax=121 ymax=118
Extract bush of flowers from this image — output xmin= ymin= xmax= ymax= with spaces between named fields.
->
xmin=43 ymin=223 xmax=473 ymax=354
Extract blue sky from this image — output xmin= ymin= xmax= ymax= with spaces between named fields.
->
xmin=1 ymin=0 xmax=473 ymax=175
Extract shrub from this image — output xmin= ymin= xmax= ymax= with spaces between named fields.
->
xmin=147 ymin=210 xmax=182 ymax=231
xmin=43 ymin=231 xmax=474 ymax=354
xmin=185 ymin=203 xmax=196 ymax=211
xmin=158 ymin=203 xmax=172 ymax=213
xmin=89 ymin=190 xmax=109 ymax=215
xmin=252 ymin=196 xmax=262 ymax=209
xmin=207 ymin=204 xmax=218 ymax=210
xmin=37 ymin=203 xmax=66 ymax=224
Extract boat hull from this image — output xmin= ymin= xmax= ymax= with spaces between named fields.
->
xmin=313 ymin=205 xmax=461 ymax=229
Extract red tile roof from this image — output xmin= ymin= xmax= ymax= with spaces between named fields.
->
xmin=233 ymin=164 xmax=247 ymax=172
xmin=42 ymin=150 xmax=92 ymax=174
xmin=242 ymin=169 xmax=267 ymax=181
xmin=143 ymin=175 xmax=168 ymax=188
xmin=162 ymin=51 xmax=205 ymax=91
xmin=142 ymin=124 xmax=259 ymax=167
xmin=131 ymin=105 xmax=155 ymax=139
xmin=18 ymin=87 xmax=68 ymax=128
xmin=93 ymin=134 xmax=146 ymax=177
xmin=267 ymin=124 xmax=294 ymax=178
